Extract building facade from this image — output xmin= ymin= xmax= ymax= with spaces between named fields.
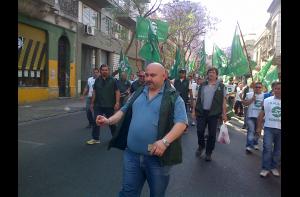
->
xmin=18 ymin=0 xmax=147 ymax=104
xmin=76 ymin=0 xmax=144 ymax=95
xmin=18 ymin=0 xmax=78 ymax=104
xmin=253 ymin=0 xmax=281 ymax=79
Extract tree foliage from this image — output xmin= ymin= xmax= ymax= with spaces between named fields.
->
xmin=159 ymin=0 xmax=218 ymax=68
xmin=111 ymin=0 xmax=163 ymax=56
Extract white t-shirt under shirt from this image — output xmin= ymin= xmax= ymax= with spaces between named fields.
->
xmin=191 ymin=81 xmax=198 ymax=99
xmin=246 ymin=92 xmax=264 ymax=118
xmin=87 ymin=76 xmax=96 ymax=97
xmin=263 ymin=96 xmax=281 ymax=129
xmin=235 ymin=87 xmax=242 ymax=101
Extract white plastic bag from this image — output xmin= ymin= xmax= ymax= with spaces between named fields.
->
xmin=217 ymin=123 xmax=230 ymax=144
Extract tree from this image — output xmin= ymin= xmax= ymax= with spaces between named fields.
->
xmin=109 ymin=0 xmax=162 ymax=75
xmin=159 ymin=0 xmax=218 ymax=68
xmin=114 ymin=0 xmax=163 ymax=56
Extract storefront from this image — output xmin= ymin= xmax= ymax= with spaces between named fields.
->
xmin=18 ymin=15 xmax=76 ymax=104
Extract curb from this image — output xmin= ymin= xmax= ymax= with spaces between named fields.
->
xmin=18 ymin=107 xmax=85 ymax=124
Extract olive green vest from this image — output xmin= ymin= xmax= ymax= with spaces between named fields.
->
xmin=195 ymin=81 xmax=225 ymax=116
xmin=94 ymin=76 xmax=117 ymax=108
xmin=108 ymin=81 xmax=183 ymax=166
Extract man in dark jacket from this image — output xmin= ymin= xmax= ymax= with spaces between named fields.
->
xmin=86 ymin=64 xmax=120 ymax=145
xmin=192 ymin=67 xmax=227 ymax=161
xmin=96 ymin=63 xmax=188 ymax=197
xmin=174 ymin=69 xmax=194 ymax=113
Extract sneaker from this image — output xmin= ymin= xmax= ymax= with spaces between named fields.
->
xmin=271 ymin=169 xmax=280 ymax=177
xmin=195 ymin=148 xmax=203 ymax=157
xmin=86 ymin=139 xmax=100 ymax=145
xmin=205 ymin=154 xmax=212 ymax=161
xmin=260 ymin=170 xmax=269 ymax=177
xmin=191 ymin=122 xmax=196 ymax=126
xmin=246 ymin=147 xmax=252 ymax=154
xmin=254 ymin=145 xmax=259 ymax=150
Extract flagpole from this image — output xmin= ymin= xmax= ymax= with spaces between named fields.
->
xmin=237 ymin=21 xmax=254 ymax=82
xmin=212 ymin=44 xmax=214 ymax=68
xmin=135 ymin=40 xmax=139 ymax=72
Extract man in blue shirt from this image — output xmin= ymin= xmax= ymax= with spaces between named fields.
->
xmin=96 ymin=62 xmax=188 ymax=197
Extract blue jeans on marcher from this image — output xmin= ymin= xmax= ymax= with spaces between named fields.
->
xmin=246 ymin=117 xmax=259 ymax=148
xmin=85 ymin=97 xmax=94 ymax=125
xmin=92 ymin=107 xmax=116 ymax=140
xmin=262 ymin=127 xmax=281 ymax=170
xmin=119 ymin=148 xmax=171 ymax=197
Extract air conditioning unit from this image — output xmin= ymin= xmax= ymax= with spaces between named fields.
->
xmin=84 ymin=25 xmax=95 ymax=36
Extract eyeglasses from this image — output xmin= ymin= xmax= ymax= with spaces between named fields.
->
xmin=138 ymin=75 xmax=145 ymax=78
xmin=255 ymin=86 xmax=262 ymax=89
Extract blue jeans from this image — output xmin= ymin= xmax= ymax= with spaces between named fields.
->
xmin=85 ymin=97 xmax=94 ymax=125
xmin=262 ymin=127 xmax=281 ymax=170
xmin=92 ymin=107 xmax=116 ymax=140
xmin=246 ymin=117 xmax=259 ymax=148
xmin=119 ymin=148 xmax=171 ymax=197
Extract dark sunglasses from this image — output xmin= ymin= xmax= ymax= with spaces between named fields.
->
xmin=255 ymin=86 xmax=262 ymax=89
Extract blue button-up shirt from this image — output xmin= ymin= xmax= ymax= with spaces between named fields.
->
xmin=121 ymin=83 xmax=188 ymax=155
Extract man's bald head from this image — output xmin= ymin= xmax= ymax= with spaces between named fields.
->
xmin=145 ymin=62 xmax=166 ymax=90
xmin=146 ymin=62 xmax=165 ymax=73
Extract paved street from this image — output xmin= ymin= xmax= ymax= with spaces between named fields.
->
xmin=18 ymin=109 xmax=281 ymax=197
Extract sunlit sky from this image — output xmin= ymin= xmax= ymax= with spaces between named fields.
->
xmin=152 ymin=0 xmax=273 ymax=54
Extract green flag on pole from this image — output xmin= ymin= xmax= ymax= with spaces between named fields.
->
xmin=188 ymin=59 xmax=196 ymax=73
xmin=198 ymin=40 xmax=206 ymax=77
xmin=118 ymin=50 xmax=132 ymax=79
xmin=169 ymin=46 xmax=181 ymax=79
xmin=255 ymin=56 xmax=273 ymax=81
xmin=136 ymin=17 xmax=169 ymax=42
xmin=138 ymin=21 xmax=161 ymax=63
xmin=229 ymin=27 xmax=250 ymax=76
xmin=262 ymin=65 xmax=279 ymax=91
xmin=212 ymin=45 xmax=230 ymax=76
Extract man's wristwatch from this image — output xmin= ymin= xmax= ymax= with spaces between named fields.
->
xmin=162 ymin=138 xmax=170 ymax=147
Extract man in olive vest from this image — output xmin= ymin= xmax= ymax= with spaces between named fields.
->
xmin=192 ymin=67 xmax=227 ymax=161
xmin=86 ymin=64 xmax=120 ymax=145
xmin=174 ymin=69 xmax=194 ymax=113
xmin=95 ymin=62 xmax=188 ymax=196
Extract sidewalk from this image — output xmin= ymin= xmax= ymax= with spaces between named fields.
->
xmin=18 ymin=97 xmax=85 ymax=124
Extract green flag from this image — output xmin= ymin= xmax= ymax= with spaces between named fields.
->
xmin=188 ymin=59 xmax=196 ymax=73
xmin=118 ymin=50 xmax=132 ymax=79
xmin=169 ymin=46 xmax=181 ymax=79
xmin=136 ymin=17 xmax=169 ymax=42
xmin=136 ymin=17 xmax=149 ymax=40
xmin=262 ymin=65 xmax=279 ymax=91
xmin=256 ymin=57 xmax=273 ymax=82
xmin=138 ymin=21 xmax=161 ymax=63
xmin=198 ymin=40 xmax=206 ymax=77
xmin=212 ymin=45 xmax=229 ymax=76
xmin=229 ymin=27 xmax=250 ymax=76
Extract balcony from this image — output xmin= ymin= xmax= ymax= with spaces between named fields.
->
xmin=19 ymin=0 xmax=78 ymax=22
xmin=82 ymin=0 xmax=117 ymax=10
xmin=116 ymin=17 xmax=136 ymax=31
xmin=57 ymin=0 xmax=79 ymax=19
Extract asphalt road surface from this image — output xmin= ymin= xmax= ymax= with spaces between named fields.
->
xmin=18 ymin=112 xmax=281 ymax=197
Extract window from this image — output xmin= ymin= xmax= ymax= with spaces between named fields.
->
xmin=82 ymin=4 xmax=98 ymax=28
xmin=271 ymin=22 xmax=277 ymax=47
xmin=105 ymin=16 xmax=112 ymax=35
